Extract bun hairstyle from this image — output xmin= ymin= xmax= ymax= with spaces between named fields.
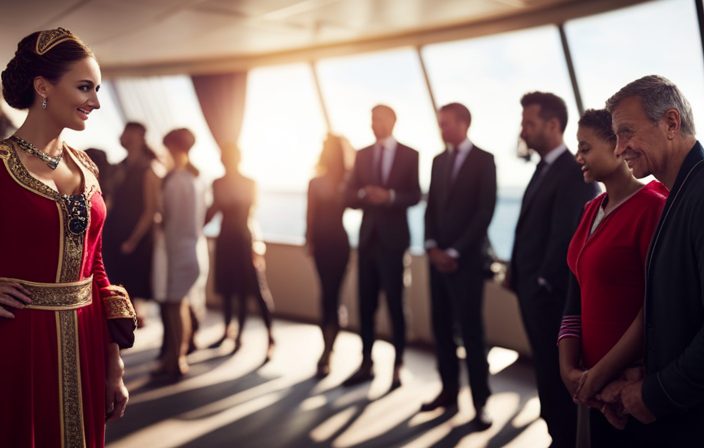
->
xmin=163 ymin=128 xmax=196 ymax=154
xmin=1 ymin=27 xmax=94 ymax=110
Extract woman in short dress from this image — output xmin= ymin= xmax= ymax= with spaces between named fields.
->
xmin=152 ymin=128 xmax=208 ymax=377
xmin=306 ymin=134 xmax=351 ymax=377
xmin=206 ymin=143 xmax=275 ymax=360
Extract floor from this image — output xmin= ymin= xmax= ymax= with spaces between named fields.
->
xmin=106 ymin=309 xmax=552 ymax=448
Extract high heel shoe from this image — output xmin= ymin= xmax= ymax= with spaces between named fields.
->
xmin=265 ymin=336 xmax=275 ymax=362
xmin=316 ymin=351 xmax=331 ymax=378
xmin=230 ymin=337 xmax=242 ymax=355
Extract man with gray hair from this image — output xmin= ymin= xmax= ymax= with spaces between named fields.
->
xmin=605 ymin=75 xmax=704 ymax=444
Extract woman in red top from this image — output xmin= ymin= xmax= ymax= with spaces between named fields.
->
xmin=558 ymin=109 xmax=667 ymax=446
xmin=0 ymin=28 xmax=136 ymax=447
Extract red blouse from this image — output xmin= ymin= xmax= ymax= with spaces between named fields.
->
xmin=567 ymin=181 xmax=668 ymax=368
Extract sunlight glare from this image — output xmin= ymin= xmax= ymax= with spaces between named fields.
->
xmin=511 ymin=396 xmax=542 ymax=428
xmin=300 ymin=395 xmax=329 ymax=411
xmin=488 ymin=346 xmax=520 ymax=374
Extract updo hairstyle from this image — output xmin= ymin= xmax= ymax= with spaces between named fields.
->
xmin=2 ymin=28 xmax=94 ymax=110
xmin=163 ymin=128 xmax=196 ymax=154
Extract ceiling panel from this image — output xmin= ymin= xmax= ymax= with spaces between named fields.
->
xmin=0 ymin=0 xmax=647 ymax=76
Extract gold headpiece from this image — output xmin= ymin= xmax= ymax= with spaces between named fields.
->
xmin=35 ymin=27 xmax=77 ymax=56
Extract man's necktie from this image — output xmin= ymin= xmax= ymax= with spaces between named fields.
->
xmin=445 ymin=147 xmax=458 ymax=188
xmin=522 ymin=159 xmax=547 ymax=207
xmin=375 ymin=144 xmax=385 ymax=186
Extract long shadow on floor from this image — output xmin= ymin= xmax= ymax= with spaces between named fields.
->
xmin=175 ymin=360 xmax=541 ymax=448
xmin=426 ymin=358 xmax=541 ymax=448
xmin=108 ymin=334 xmax=543 ymax=448
xmin=106 ymin=347 xmax=270 ymax=444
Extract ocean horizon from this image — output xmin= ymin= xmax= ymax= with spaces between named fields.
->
xmin=205 ymin=188 xmax=524 ymax=261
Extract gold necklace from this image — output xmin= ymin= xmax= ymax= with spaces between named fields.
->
xmin=10 ymin=135 xmax=63 ymax=170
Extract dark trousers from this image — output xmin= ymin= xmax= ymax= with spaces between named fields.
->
xmin=429 ymin=260 xmax=491 ymax=408
xmin=357 ymin=243 xmax=406 ymax=365
xmin=518 ymin=287 xmax=577 ymax=448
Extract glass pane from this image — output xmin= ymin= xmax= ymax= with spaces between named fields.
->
xmin=238 ymin=63 xmax=328 ymax=243
xmin=565 ymin=0 xmax=704 ymax=134
xmin=421 ymin=26 xmax=580 ymax=259
xmin=315 ymin=47 xmax=442 ymax=191
xmin=316 ymin=48 xmax=441 ymax=250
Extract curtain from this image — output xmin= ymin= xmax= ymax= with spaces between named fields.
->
xmin=191 ymin=72 xmax=248 ymax=152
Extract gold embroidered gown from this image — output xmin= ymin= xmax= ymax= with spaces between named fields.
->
xmin=0 ymin=139 xmax=136 ymax=448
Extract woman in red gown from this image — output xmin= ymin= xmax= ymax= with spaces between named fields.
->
xmin=0 ymin=28 xmax=136 ymax=447
xmin=558 ymin=109 xmax=668 ymax=446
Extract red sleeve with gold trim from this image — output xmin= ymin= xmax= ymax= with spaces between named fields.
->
xmin=92 ymin=235 xmax=136 ymax=348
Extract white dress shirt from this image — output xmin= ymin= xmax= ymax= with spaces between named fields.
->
xmin=376 ymin=135 xmax=398 ymax=185
xmin=359 ymin=135 xmax=399 ymax=203
xmin=448 ymin=138 xmax=473 ymax=180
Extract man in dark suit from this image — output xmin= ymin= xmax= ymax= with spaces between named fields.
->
xmin=507 ymin=92 xmax=599 ymax=448
xmin=420 ymin=103 xmax=496 ymax=429
xmin=344 ymin=104 xmax=421 ymax=388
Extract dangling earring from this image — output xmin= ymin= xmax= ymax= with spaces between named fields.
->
xmin=42 ymin=98 xmax=47 ymax=110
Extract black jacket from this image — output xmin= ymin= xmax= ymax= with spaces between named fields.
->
xmin=424 ymin=145 xmax=496 ymax=263
xmin=642 ymin=141 xmax=704 ymax=426
xmin=510 ymin=149 xmax=599 ymax=300
xmin=345 ymin=142 xmax=421 ymax=252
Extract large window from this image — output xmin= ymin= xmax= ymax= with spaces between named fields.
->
xmin=315 ymin=47 xmax=442 ymax=190
xmin=74 ymin=0 xmax=704 ymax=253
xmin=316 ymin=48 xmax=442 ymax=250
xmin=113 ymin=75 xmax=224 ymax=186
xmin=565 ymin=0 xmax=704 ymax=135
xmin=238 ymin=63 xmax=328 ymax=243
xmin=421 ymin=26 xmax=580 ymax=259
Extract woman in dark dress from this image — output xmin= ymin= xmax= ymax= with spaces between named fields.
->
xmin=205 ymin=143 xmax=274 ymax=359
xmin=306 ymin=134 xmax=351 ymax=377
xmin=102 ymin=122 xmax=161 ymax=326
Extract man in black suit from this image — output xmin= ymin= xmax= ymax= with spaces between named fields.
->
xmin=420 ymin=103 xmax=496 ymax=429
xmin=344 ymin=105 xmax=421 ymax=388
xmin=507 ymin=92 xmax=599 ymax=447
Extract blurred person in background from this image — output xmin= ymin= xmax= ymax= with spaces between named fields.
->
xmin=344 ymin=104 xmax=421 ymax=389
xmin=84 ymin=147 xmax=115 ymax=207
xmin=205 ymin=143 xmax=275 ymax=362
xmin=151 ymin=128 xmax=208 ymax=378
xmin=306 ymin=134 xmax=353 ymax=377
xmin=506 ymin=92 xmax=600 ymax=447
xmin=103 ymin=121 xmax=162 ymax=327
xmin=421 ymin=102 xmax=496 ymax=430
